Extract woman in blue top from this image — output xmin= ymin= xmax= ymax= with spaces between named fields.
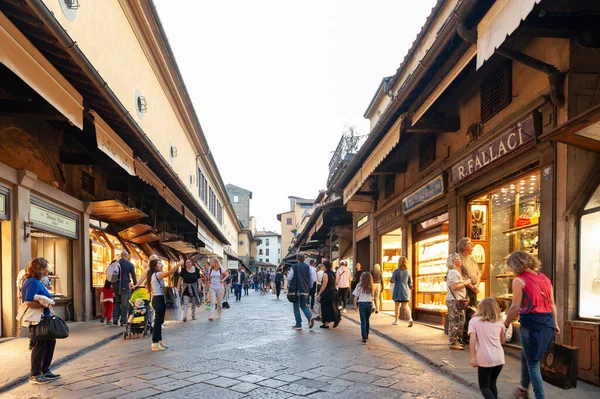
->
xmin=20 ymin=258 xmax=60 ymax=384
xmin=390 ymin=256 xmax=414 ymax=327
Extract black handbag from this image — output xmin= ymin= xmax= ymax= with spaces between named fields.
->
xmin=155 ymin=273 xmax=175 ymax=306
xmin=222 ymin=301 xmax=230 ymax=309
xmin=30 ymin=313 xmax=69 ymax=340
xmin=287 ymin=292 xmax=298 ymax=303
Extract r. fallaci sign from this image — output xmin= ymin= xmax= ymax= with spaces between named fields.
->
xmin=452 ymin=115 xmax=535 ymax=184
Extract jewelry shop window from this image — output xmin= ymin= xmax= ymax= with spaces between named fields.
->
xmin=467 ymin=170 xmax=540 ymax=302
xmin=579 ymin=183 xmax=600 ymax=319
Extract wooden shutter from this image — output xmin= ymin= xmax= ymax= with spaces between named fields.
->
xmin=481 ymin=61 xmax=512 ymax=123
xmin=419 ymin=135 xmax=436 ymax=172
xmin=384 ymin=175 xmax=395 ymax=199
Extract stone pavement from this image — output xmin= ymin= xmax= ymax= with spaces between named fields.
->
xmin=0 ymin=320 xmax=123 ymax=393
xmin=342 ymin=308 xmax=600 ymax=399
xmin=4 ymin=290 xmax=475 ymax=399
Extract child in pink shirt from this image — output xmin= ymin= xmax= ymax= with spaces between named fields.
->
xmin=468 ymin=297 xmax=506 ymax=399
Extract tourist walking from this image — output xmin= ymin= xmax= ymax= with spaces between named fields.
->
xmin=18 ymin=258 xmax=60 ymax=384
xmin=468 ymin=297 xmax=506 ymax=399
xmin=309 ymin=260 xmax=317 ymax=310
xmin=371 ymin=263 xmax=383 ymax=313
xmin=352 ymin=262 xmax=364 ymax=294
xmin=275 ymin=268 xmax=284 ymax=299
xmin=244 ymin=275 xmax=250 ymax=296
xmin=176 ymin=258 xmax=201 ymax=322
xmin=458 ymin=237 xmax=481 ymax=344
xmin=207 ymin=258 xmax=227 ymax=321
xmin=353 ymin=272 xmax=374 ymax=343
xmin=288 ymin=253 xmax=314 ymax=330
xmin=315 ymin=261 xmax=340 ymax=328
xmin=335 ymin=260 xmax=351 ymax=313
xmin=504 ymin=251 xmax=558 ymax=399
xmin=100 ymin=280 xmax=114 ymax=325
xmin=446 ymin=253 xmax=472 ymax=350
xmin=147 ymin=257 xmax=183 ymax=351
xmin=234 ymin=265 xmax=246 ymax=301
xmin=114 ymin=250 xmax=138 ymax=326
xmin=390 ymin=257 xmax=413 ymax=326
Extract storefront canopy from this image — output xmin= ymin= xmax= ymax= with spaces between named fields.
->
xmin=161 ymin=240 xmax=197 ymax=255
xmin=92 ymin=199 xmax=147 ymax=224
xmin=539 ymin=103 xmax=600 ymax=152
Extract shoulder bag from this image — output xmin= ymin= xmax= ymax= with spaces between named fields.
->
xmin=447 ymin=272 xmax=469 ymax=311
xmin=155 ymin=273 xmax=175 ymax=306
xmin=29 ymin=306 xmax=69 ymax=340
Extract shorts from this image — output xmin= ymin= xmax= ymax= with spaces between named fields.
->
xmin=394 ymin=300 xmax=409 ymax=303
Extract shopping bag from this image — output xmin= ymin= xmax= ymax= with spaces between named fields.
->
xmin=541 ymin=342 xmax=579 ymax=390
xmin=30 ymin=315 xmax=69 ymax=340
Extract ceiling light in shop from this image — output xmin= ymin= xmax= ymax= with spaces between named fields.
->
xmin=531 ymin=175 xmax=536 ymax=180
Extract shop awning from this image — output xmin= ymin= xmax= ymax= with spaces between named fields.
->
xmin=343 ymin=116 xmax=403 ymax=204
xmin=92 ymin=199 xmax=147 ymax=223
xmin=161 ymin=240 xmax=197 ymax=255
xmin=539 ymin=103 xmax=600 ymax=152
xmin=0 ymin=11 xmax=83 ymax=129
xmin=118 ymin=224 xmax=152 ymax=241
xmin=477 ymin=0 xmax=542 ymax=69
xmin=129 ymin=232 xmax=161 ymax=244
xmin=92 ymin=111 xmax=135 ymax=175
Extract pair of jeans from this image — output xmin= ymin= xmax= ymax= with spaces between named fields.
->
xmin=520 ymin=327 xmax=546 ymax=399
xmin=152 ymin=295 xmax=166 ymax=343
xmin=30 ymin=335 xmax=56 ymax=376
xmin=478 ymin=365 xmax=503 ymax=399
xmin=182 ymin=295 xmax=196 ymax=319
xmin=358 ymin=302 xmax=372 ymax=340
xmin=119 ymin=287 xmax=131 ymax=324
xmin=234 ymin=284 xmax=243 ymax=300
xmin=293 ymin=293 xmax=312 ymax=326
xmin=338 ymin=287 xmax=349 ymax=309
xmin=372 ymin=283 xmax=382 ymax=311
xmin=210 ymin=287 xmax=223 ymax=319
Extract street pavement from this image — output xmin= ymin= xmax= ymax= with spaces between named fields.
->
xmin=4 ymin=290 xmax=475 ymax=399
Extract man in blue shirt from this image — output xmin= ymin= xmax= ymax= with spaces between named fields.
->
xmin=113 ymin=250 xmax=137 ymax=326
xmin=288 ymin=254 xmax=314 ymax=330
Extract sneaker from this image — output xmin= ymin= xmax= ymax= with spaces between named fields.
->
xmin=151 ymin=343 xmax=165 ymax=351
xmin=106 ymin=320 xmax=112 ymax=325
xmin=392 ymin=320 xmax=399 ymax=325
xmin=408 ymin=320 xmax=414 ymax=327
xmin=100 ymin=316 xmax=105 ymax=323
xmin=513 ymin=387 xmax=529 ymax=398
xmin=292 ymin=325 xmax=302 ymax=330
xmin=361 ymin=339 xmax=367 ymax=344
xmin=449 ymin=343 xmax=464 ymax=350
xmin=159 ymin=341 xmax=168 ymax=349
xmin=183 ymin=318 xmax=187 ymax=322
xmin=309 ymin=318 xmax=315 ymax=329
xmin=43 ymin=371 xmax=60 ymax=380
xmin=342 ymin=308 xmax=347 ymax=314
xmin=192 ymin=316 xmax=196 ymax=321
xmin=29 ymin=375 xmax=51 ymax=385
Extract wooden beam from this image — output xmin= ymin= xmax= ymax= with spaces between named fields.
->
xmin=407 ymin=116 xmax=460 ymax=133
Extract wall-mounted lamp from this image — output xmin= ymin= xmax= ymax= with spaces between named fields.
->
xmin=170 ymin=145 xmax=178 ymax=158
xmin=65 ymin=0 xmax=80 ymax=10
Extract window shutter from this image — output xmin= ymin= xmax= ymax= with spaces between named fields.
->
xmin=481 ymin=61 xmax=512 ymax=123
xmin=384 ymin=175 xmax=395 ymax=199
xmin=419 ymin=135 xmax=436 ymax=172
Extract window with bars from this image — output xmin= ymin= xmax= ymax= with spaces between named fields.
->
xmin=384 ymin=174 xmax=395 ymax=199
xmin=198 ymin=168 xmax=208 ymax=204
xmin=419 ymin=135 xmax=436 ymax=172
xmin=481 ymin=61 xmax=512 ymax=123
xmin=217 ymin=201 xmax=223 ymax=225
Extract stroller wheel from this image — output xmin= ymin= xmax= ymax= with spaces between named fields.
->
xmin=123 ymin=332 xmax=127 ymax=339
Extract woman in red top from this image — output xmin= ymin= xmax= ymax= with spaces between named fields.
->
xmin=505 ymin=251 xmax=558 ymax=399
xmin=100 ymin=280 xmax=114 ymax=325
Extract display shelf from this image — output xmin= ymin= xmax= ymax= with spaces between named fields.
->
xmin=418 ymin=289 xmax=448 ymax=293
xmin=502 ymin=222 xmax=539 ymax=236
xmin=495 ymin=273 xmax=515 ymax=279
xmin=418 ymin=258 xmax=446 ymax=265
xmin=418 ymin=271 xmax=447 ymax=277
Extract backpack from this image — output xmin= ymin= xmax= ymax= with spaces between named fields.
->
xmin=106 ymin=260 xmax=121 ymax=283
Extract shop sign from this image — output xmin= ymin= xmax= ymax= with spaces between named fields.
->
xmin=357 ymin=215 xmax=369 ymax=228
xmin=452 ymin=115 xmax=535 ymax=184
xmin=30 ymin=203 xmax=78 ymax=239
xmin=227 ymin=260 xmax=239 ymax=270
xmin=402 ymin=175 xmax=445 ymax=214
xmin=377 ymin=209 xmax=401 ymax=228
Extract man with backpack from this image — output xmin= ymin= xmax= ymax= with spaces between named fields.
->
xmin=111 ymin=251 xmax=137 ymax=326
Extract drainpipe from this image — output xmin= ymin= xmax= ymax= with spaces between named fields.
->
xmin=456 ymin=20 xmax=566 ymax=107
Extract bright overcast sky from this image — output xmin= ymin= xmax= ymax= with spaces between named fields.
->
xmin=154 ymin=0 xmax=437 ymax=233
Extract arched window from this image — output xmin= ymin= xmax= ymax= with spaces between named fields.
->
xmin=579 ymin=184 xmax=600 ymax=319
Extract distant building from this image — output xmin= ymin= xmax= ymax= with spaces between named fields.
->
xmin=277 ymin=196 xmax=315 ymax=258
xmin=226 ymin=184 xmax=252 ymax=229
xmin=255 ymin=230 xmax=282 ymax=266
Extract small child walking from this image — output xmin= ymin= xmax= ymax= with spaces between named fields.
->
xmin=468 ymin=297 xmax=506 ymax=399
xmin=353 ymin=272 xmax=374 ymax=344
xmin=100 ymin=280 xmax=114 ymax=325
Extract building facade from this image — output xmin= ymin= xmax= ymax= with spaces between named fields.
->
xmin=255 ymin=231 xmax=281 ymax=265
xmin=0 ymin=1 xmax=239 ymax=337
xmin=277 ymin=196 xmax=315 ymax=258
xmin=226 ymin=184 xmax=252 ymax=229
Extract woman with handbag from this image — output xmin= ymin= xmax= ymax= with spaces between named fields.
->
xmin=314 ymin=261 xmax=340 ymax=329
xmin=19 ymin=258 xmax=60 ymax=384
xmin=177 ymin=258 xmax=201 ymax=322
xmin=390 ymin=257 xmax=414 ymax=327
xmin=146 ymin=257 xmax=183 ymax=351
xmin=504 ymin=251 xmax=558 ymax=399
xmin=446 ymin=253 xmax=472 ymax=350
xmin=206 ymin=258 xmax=227 ymax=321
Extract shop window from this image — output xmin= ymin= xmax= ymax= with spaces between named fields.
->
xmin=31 ymin=231 xmax=72 ymax=299
xmin=579 ymin=183 xmax=600 ymax=319
xmin=468 ymin=170 xmax=540 ymax=301
xmin=81 ymin=171 xmax=95 ymax=196
xmin=384 ymin=175 xmax=395 ymax=199
xmin=481 ymin=61 xmax=512 ymax=123
xmin=419 ymin=135 xmax=436 ymax=172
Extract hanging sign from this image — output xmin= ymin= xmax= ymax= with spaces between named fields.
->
xmin=227 ymin=260 xmax=239 ymax=270
xmin=402 ymin=175 xmax=445 ymax=214
xmin=30 ymin=203 xmax=78 ymax=239
xmin=452 ymin=115 xmax=535 ymax=184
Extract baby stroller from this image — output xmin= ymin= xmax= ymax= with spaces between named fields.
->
xmin=123 ymin=287 xmax=153 ymax=339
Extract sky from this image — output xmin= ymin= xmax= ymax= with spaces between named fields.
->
xmin=154 ymin=0 xmax=437 ymax=233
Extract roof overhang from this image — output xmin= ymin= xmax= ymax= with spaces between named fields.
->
xmin=92 ymin=200 xmax=147 ymax=224
xmin=539 ymin=103 xmax=600 ymax=152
